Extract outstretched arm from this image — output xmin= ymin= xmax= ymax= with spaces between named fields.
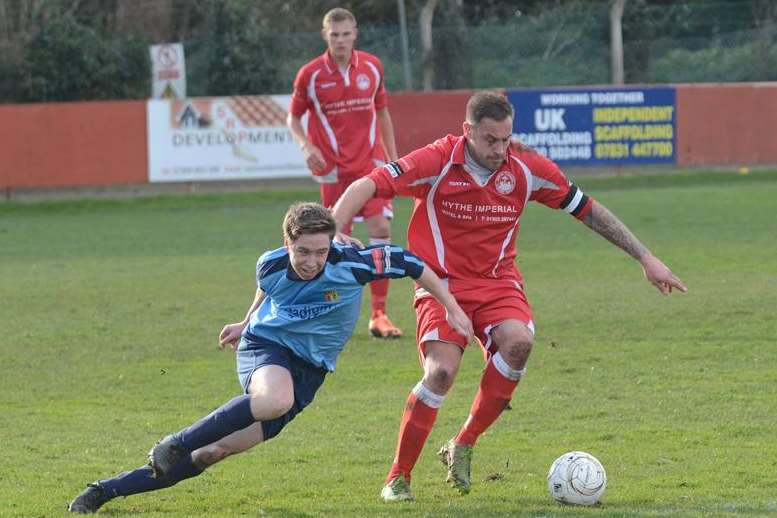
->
xmin=218 ymin=288 xmax=266 ymax=350
xmin=583 ymin=201 xmax=687 ymax=295
xmin=331 ymin=177 xmax=378 ymax=246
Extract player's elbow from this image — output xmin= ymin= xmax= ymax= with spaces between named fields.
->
xmin=353 ymin=176 xmax=378 ymax=198
xmin=285 ymin=112 xmax=296 ymax=128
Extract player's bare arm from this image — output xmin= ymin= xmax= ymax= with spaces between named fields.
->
xmin=377 ymin=107 xmax=398 ymax=162
xmin=583 ymin=201 xmax=649 ymax=260
xmin=331 ymin=177 xmax=378 ymax=245
xmin=286 ymin=113 xmax=326 ymax=172
xmin=583 ymin=201 xmax=687 ymax=295
xmin=219 ymin=288 xmax=266 ymax=350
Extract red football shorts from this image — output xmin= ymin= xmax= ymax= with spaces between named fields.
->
xmin=414 ymin=277 xmax=534 ymax=360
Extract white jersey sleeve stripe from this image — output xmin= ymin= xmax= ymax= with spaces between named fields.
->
xmin=409 ymin=176 xmax=439 ymax=187
xmin=563 ymin=188 xmax=584 ymax=214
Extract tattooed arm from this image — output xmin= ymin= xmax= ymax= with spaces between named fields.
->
xmin=583 ymin=201 xmax=687 ymax=295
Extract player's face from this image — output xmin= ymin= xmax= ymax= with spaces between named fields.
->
xmin=464 ymin=116 xmax=514 ymax=172
xmin=286 ymin=232 xmax=332 ymax=280
xmin=322 ymin=19 xmax=357 ymax=63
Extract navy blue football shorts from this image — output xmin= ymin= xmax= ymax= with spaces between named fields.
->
xmin=236 ymin=334 xmax=327 ymax=441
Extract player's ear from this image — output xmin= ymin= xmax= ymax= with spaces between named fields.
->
xmin=463 ymin=121 xmax=472 ymax=137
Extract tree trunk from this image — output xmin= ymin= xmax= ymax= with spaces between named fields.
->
xmin=419 ymin=0 xmax=439 ymax=91
xmin=610 ymin=0 xmax=626 ymax=85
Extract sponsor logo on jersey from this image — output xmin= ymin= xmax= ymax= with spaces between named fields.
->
xmin=282 ymin=305 xmax=334 ymax=320
xmin=448 ymin=181 xmax=470 ymax=187
xmin=320 ymin=81 xmax=337 ymax=89
xmin=384 ymin=161 xmax=404 ymax=178
xmin=356 ymin=73 xmax=371 ymax=90
xmin=324 ymin=290 xmax=340 ymax=302
xmin=494 ymin=171 xmax=516 ymax=194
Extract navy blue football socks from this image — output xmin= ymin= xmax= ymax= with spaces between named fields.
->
xmin=99 ymin=454 xmax=203 ymax=497
xmin=175 ymin=394 xmax=255 ymax=451
xmin=96 ymin=395 xmax=254 ymax=498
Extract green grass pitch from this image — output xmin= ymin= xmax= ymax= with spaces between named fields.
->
xmin=1 ymin=169 xmax=775 ymax=517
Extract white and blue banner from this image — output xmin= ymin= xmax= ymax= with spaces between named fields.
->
xmin=508 ymin=87 xmax=676 ymax=166
xmin=147 ymin=95 xmax=309 ymax=183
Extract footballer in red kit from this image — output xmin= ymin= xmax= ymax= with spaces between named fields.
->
xmin=287 ymin=7 xmax=403 ymax=339
xmin=332 ymin=91 xmax=687 ymax=502
xmin=372 ymin=135 xmax=592 ymax=353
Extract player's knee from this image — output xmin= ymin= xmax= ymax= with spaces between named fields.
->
xmin=500 ymin=337 xmax=533 ymax=368
xmin=366 ymin=217 xmax=391 ymax=238
xmin=424 ymin=365 xmax=456 ymax=393
xmin=258 ymin=392 xmax=294 ymax=419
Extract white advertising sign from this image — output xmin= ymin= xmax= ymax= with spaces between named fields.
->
xmin=150 ymin=43 xmax=187 ymax=99
xmin=147 ymin=95 xmax=309 ymax=182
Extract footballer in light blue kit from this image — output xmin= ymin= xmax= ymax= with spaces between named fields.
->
xmin=68 ymin=202 xmax=473 ymax=513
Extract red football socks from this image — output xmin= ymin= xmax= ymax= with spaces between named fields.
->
xmin=455 ymin=354 xmax=521 ymax=447
xmin=386 ymin=384 xmax=443 ymax=483
xmin=370 ymin=278 xmax=388 ymax=315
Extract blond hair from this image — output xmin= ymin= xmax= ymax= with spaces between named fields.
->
xmin=322 ymin=7 xmax=356 ymax=29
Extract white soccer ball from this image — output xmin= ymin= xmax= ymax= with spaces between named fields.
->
xmin=547 ymin=451 xmax=607 ymax=506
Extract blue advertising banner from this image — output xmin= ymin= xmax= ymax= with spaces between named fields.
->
xmin=507 ymin=87 xmax=676 ymax=166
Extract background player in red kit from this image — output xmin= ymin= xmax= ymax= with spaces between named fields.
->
xmin=287 ymin=7 xmax=402 ymax=339
xmin=332 ymin=91 xmax=687 ymax=501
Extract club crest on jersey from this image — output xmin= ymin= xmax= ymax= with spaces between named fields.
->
xmin=324 ymin=290 xmax=340 ymax=302
xmin=356 ymin=73 xmax=371 ymax=90
xmin=494 ymin=171 xmax=516 ymax=194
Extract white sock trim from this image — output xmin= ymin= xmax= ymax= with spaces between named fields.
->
xmin=492 ymin=351 xmax=526 ymax=381
xmin=412 ymin=381 xmax=445 ymax=409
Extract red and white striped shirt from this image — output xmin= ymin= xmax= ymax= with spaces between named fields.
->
xmin=290 ymin=50 xmax=388 ymax=183
xmin=369 ymin=135 xmax=594 ymax=284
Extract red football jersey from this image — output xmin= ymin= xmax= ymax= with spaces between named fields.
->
xmin=290 ymin=50 xmax=388 ymax=182
xmin=369 ymin=135 xmax=594 ymax=283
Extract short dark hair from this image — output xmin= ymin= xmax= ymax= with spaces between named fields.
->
xmin=322 ymin=7 xmax=356 ymax=29
xmin=466 ymin=91 xmax=514 ymax=125
xmin=283 ymin=202 xmax=336 ymax=242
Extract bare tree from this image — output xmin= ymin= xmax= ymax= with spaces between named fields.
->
xmin=419 ymin=0 xmax=439 ymax=91
xmin=752 ymin=0 xmax=777 ymax=80
xmin=610 ymin=0 xmax=626 ymax=85
xmin=0 ymin=0 xmax=50 ymax=59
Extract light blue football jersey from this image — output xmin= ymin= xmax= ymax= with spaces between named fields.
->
xmin=243 ymin=243 xmax=424 ymax=371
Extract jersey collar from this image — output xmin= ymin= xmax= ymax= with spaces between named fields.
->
xmin=452 ymin=135 xmax=468 ymax=165
xmin=323 ymin=49 xmax=358 ymax=73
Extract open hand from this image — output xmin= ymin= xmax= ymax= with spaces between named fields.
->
xmin=641 ymin=254 xmax=687 ymax=295
xmin=446 ymin=306 xmax=475 ymax=343
xmin=334 ymin=232 xmax=364 ymax=248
